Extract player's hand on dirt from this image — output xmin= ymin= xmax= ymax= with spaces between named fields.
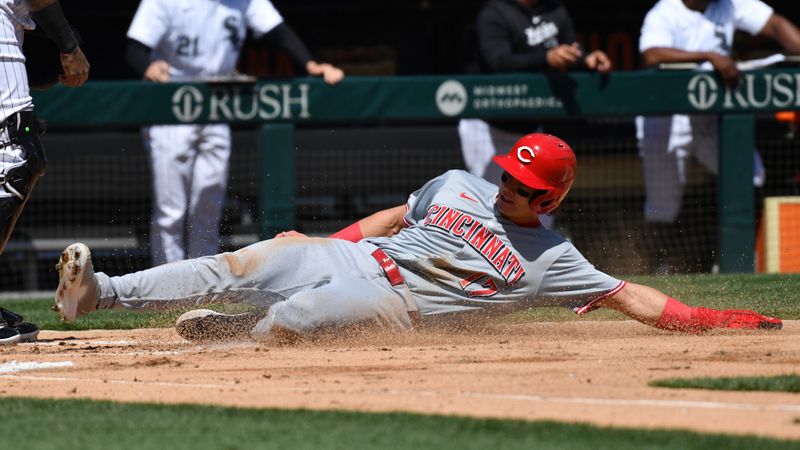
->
xmin=58 ymin=47 xmax=89 ymax=87
xmin=585 ymin=50 xmax=612 ymax=73
xmin=707 ymin=53 xmax=739 ymax=87
xmin=306 ymin=61 xmax=344 ymax=85
xmin=546 ymin=44 xmax=582 ymax=71
xmin=144 ymin=60 xmax=170 ymax=83
xmin=274 ymin=230 xmax=308 ymax=239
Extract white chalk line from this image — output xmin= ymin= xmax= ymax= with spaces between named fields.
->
xmin=273 ymin=387 xmax=800 ymax=413
xmin=0 ymin=361 xmax=74 ymax=373
xmin=457 ymin=390 xmax=800 ymax=413
xmin=0 ymin=374 xmax=236 ymax=390
xmin=33 ymin=340 xmax=136 ymax=346
xmin=3 ymin=370 xmax=799 ymax=413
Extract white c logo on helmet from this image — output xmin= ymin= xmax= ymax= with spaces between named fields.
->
xmin=516 ymin=146 xmax=535 ymax=164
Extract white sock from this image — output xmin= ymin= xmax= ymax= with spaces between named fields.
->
xmin=0 ymin=146 xmax=26 ymax=199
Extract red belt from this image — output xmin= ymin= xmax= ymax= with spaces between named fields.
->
xmin=371 ymin=248 xmax=404 ymax=286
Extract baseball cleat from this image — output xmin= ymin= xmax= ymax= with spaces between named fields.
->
xmin=14 ymin=322 xmax=40 ymax=342
xmin=54 ymin=243 xmax=100 ymax=322
xmin=0 ymin=325 xmax=21 ymax=345
xmin=175 ymin=309 xmax=263 ymax=342
xmin=722 ymin=310 xmax=782 ymax=331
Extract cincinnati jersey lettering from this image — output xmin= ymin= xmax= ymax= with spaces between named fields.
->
xmin=424 ymin=204 xmax=525 ymax=285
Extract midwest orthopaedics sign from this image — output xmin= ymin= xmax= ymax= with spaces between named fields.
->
xmin=171 ymin=83 xmax=311 ymax=123
xmin=435 ymin=79 xmax=564 ymax=117
xmin=688 ymin=72 xmax=800 ymax=111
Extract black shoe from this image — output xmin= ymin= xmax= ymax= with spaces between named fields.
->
xmin=0 ymin=324 xmax=20 ymax=344
xmin=0 ymin=306 xmax=39 ymax=342
xmin=14 ymin=322 xmax=39 ymax=342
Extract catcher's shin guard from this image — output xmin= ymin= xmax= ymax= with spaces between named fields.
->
xmin=0 ymin=111 xmax=46 ymax=255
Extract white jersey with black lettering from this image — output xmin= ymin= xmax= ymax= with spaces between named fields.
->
xmin=0 ymin=0 xmax=34 ymax=121
xmin=368 ymin=170 xmax=624 ymax=316
xmin=639 ymin=0 xmax=772 ymax=55
xmin=637 ymin=0 xmax=773 ymax=223
xmin=126 ymin=0 xmax=283 ymax=79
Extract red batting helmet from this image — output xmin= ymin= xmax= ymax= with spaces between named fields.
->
xmin=492 ymin=133 xmax=577 ymax=214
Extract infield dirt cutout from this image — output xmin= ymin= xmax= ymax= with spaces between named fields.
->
xmin=1 ymin=320 xmax=799 ymax=439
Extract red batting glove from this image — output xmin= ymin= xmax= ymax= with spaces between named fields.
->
xmin=655 ymin=297 xmax=782 ymax=333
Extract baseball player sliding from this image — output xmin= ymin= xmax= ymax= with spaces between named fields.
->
xmin=53 ymin=134 xmax=781 ymax=342
xmin=125 ymin=0 xmax=344 ymax=266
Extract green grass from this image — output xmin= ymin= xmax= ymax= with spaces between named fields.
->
xmin=651 ymin=374 xmax=800 ymax=393
xmin=2 ymin=273 xmax=800 ymax=330
xmin=0 ymin=397 xmax=797 ymax=450
xmin=0 ymin=298 xmax=259 ymax=331
xmin=3 ymin=274 xmax=800 ymax=447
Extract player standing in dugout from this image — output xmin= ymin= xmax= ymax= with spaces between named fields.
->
xmin=125 ymin=0 xmax=344 ymax=266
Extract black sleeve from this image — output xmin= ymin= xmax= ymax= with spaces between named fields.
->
xmin=258 ymin=23 xmax=313 ymax=71
xmin=476 ymin=6 xmax=548 ymax=72
xmin=556 ymin=5 xmax=577 ymax=44
xmin=125 ymin=38 xmax=152 ymax=77
xmin=29 ymin=2 xmax=78 ymax=53
xmin=555 ymin=5 xmax=590 ymax=70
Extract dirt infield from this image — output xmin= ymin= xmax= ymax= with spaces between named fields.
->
xmin=1 ymin=320 xmax=799 ymax=439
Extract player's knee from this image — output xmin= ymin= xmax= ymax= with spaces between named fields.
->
xmin=216 ymin=243 xmax=269 ymax=278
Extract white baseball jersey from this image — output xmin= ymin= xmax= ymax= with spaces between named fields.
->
xmin=639 ymin=0 xmax=773 ymax=55
xmin=0 ymin=0 xmax=34 ymax=121
xmin=368 ymin=170 xmax=624 ymax=316
xmin=126 ymin=0 xmax=283 ymax=79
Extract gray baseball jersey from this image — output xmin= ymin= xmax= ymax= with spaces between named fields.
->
xmin=369 ymin=170 xmax=624 ymax=316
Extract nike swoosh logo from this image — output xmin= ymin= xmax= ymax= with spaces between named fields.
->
xmin=460 ymin=192 xmax=478 ymax=203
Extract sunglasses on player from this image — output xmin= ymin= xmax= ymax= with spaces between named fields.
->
xmin=501 ymin=171 xmax=534 ymax=198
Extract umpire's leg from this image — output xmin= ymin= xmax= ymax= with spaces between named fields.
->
xmin=0 ymin=111 xmax=46 ymax=255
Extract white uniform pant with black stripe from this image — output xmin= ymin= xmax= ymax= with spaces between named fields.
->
xmin=143 ymin=123 xmax=231 ymax=264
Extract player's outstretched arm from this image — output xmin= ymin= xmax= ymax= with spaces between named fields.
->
xmin=329 ymin=205 xmax=408 ymax=242
xmin=597 ymin=282 xmax=782 ymax=333
xmin=597 ymin=282 xmax=667 ymax=326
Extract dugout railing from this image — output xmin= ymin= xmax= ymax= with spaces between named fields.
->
xmin=17 ymin=68 xmax=799 ymax=284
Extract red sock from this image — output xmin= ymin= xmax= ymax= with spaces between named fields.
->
xmin=655 ymin=297 xmax=781 ymax=333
